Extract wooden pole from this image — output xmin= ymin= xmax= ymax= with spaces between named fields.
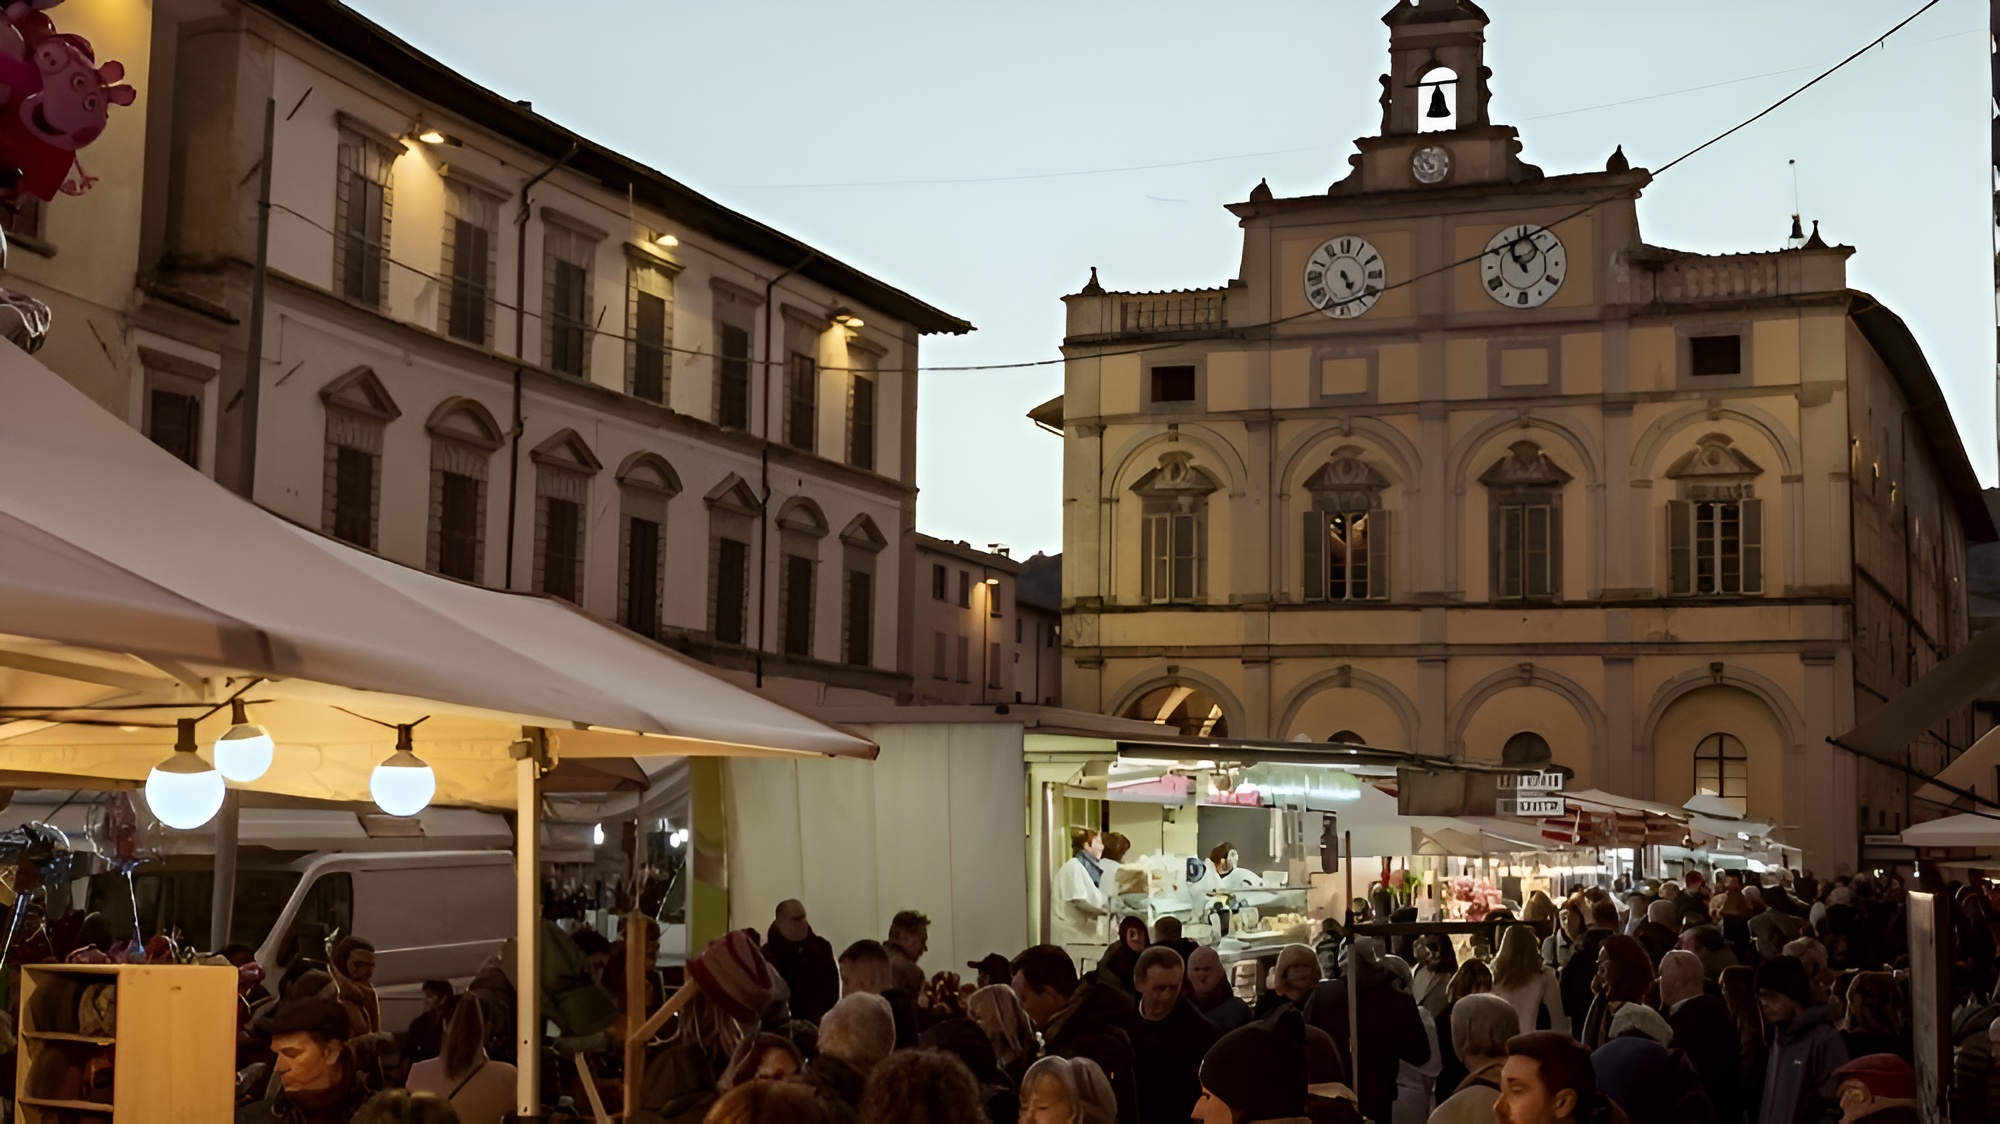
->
xmin=515 ymin=748 xmax=543 ymax=1115
xmin=622 ymin=908 xmax=647 ymax=1118
xmin=1344 ymin=830 xmax=1358 ymax=1088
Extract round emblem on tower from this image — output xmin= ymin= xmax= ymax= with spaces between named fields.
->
xmin=1410 ymin=145 xmax=1452 ymax=185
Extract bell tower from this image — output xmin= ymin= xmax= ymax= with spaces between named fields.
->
xmin=1380 ymin=0 xmax=1493 ymax=135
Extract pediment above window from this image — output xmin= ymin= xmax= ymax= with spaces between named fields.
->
xmin=1130 ymin=451 xmax=1218 ymax=498
xmin=705 ymin=473 xmax=761 ymax=516
xmin=529 ymin=428 xmax=603 ymax=474
xmin=1306 ymin=454 xmax=1388 ymax=511
xmin=1666 ymin=434 xmax=1764 ymax=480
xmin=320 ymin=366 xmax=401 ymax=422
xmin=776 ymin=496 xmax=830 ymax=537
xmin=1478 ymin=440 xmax=1571 ymax=489
xmin=424 ymin=396 xmax=503 ymax=451
xmin=616 ymin=451 xmax=682 ymax=497
xmin=840 ymin=514 xmax=888 ymax=553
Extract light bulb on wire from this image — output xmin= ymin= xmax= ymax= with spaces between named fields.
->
xmin=370 ymin=723 xmax=436 ymax=817
xmin=212 ymin=698 xmax=274 ymax=782
xmin=145 ymin=718 xmax=226 ymax=830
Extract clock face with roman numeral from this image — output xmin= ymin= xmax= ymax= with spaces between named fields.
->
xmin=1481 ymin=223 xmax=1567 ymax=309
xmin=1304 ymin=235 xmax=1385 ymax=319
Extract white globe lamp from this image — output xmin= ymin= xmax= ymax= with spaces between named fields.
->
xmin=145 ymin=718 xmax=226 ymax=830
xmin=370 ymin=724 xmax=436 ymax=817
xmin=212 ymin=698 xmax=274 ymax=783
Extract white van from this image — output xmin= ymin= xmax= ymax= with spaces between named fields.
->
xmin=87 ymin=850 xmax=515 ymax=1032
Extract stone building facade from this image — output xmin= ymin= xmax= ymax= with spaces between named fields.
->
xmin=1048 ymin=0 xmax=1991 ymax=871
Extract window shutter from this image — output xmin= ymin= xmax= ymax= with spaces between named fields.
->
xmin=1527 ymin=504 xmax=1551 ymax=598
xmin=1740 ymin=498 xmax=1763 ymax=595
xmin=1497 ymin=504 xmax=1521 ymax=599
xmin=1143 ymin=513 xmax=1164 ymax=603
xmin=1366 ymin=509 xmax=1389 ymax=600
xmin=1302 ymin=510 xmax=1325 ymax=602
xmin=1667 ymin=500 xmax=1693 ymax=596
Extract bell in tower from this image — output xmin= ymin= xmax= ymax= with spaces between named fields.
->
xmin=1380 ymin=0 xmax=1493 ymax=136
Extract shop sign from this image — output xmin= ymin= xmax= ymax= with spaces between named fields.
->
xmin=1501 ymin=794 xmax=1565 ymax=817
xmin=1500 ymin=769 xmax=1565 ymax=793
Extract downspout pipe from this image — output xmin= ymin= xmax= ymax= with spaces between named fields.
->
xmin=754 ymin=253 xmax=816 ymax=687
xmin=504 ymin=143 xmax=579 ymax=590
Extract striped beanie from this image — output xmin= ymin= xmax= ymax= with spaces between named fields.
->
xmin=690 ymin=928 xmax=775 ymax=1023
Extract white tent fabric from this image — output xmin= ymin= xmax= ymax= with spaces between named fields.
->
xmin=1837 ymin=623 xmax=2000 ymax=759
xmin=0 ymin=340 xmax=871 ymax=772
xmin=1916 ymin=724 xmax=2000 ymax=807
xmin=1899 ymin=812 xmax=2000 ymax=848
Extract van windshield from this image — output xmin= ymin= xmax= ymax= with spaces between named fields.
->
xmin=86 ymin=867 xmax=303 ymax=950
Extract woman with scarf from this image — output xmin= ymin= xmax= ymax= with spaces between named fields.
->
xmin=1054 ymin=828 xmax=1110 ymax=951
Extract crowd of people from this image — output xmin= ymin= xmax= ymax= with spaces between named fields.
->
xmin=209 ymin=864 xmax=2000 ymax=1124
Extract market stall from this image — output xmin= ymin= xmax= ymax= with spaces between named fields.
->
xmin=0 ymin=338 xmax=872 ymax=1118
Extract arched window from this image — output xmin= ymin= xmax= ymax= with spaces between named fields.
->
xmin=1303 ymin=456 xmax=1389 ymax=602
xmin=1124 ymin=683 xmax=1228 ymax=739
xmin=1131 ymin=452 xmax=1217 ymax=605
xmin=1502 ymin=731 xmax=1552 ymax=766
xmin=1694 ymin=732 xmax=1748 ymax=815
xmin=1416 ymin=66 xmax=1458 ymax=133
xmin=1328 ymin=730 xmax=1365 ymax=746
xmin=1481 ymin=441 xmax=1571 ymax=601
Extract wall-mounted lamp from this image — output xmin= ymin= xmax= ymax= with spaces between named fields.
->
xmin=413 ymin=127 xmax=462 ymax=147
xmin=655 ymin=232 xmax=679 ymax=248
xmin=831 ymin=310 xmax=864 ymax=330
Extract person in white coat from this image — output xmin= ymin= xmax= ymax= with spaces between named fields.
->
xmin=1489 ymin=923 xmax=1569 ymax=1038
xmin=1052 ymin=828 xmax=1109 ymax=951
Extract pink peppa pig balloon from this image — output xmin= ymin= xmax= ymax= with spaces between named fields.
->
xmin=0 ymin=2 xmax=133 ymax=201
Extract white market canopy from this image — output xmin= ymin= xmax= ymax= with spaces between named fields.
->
xmin=1899 ymin=811 xmax=2000 ymax=849
xmin=0 ymin=340 xmax=872 ymax=807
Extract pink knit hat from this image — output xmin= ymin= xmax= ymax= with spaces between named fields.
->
xmin=689 ymin=929 xmax=775 ymax=1023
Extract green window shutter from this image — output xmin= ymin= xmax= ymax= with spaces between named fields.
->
xmin=1667 ymin=500 xmax=1693 ymax=596
xmin=1302 ymin=510 xmax=1326 ymax=602
xmin=1140 ymin=513 xmax=1156 ymax=602
xmin=1172 ymin=512 xmax=1198 ymax=601
xmin=1740 ymin=498 xmax=1763 ymax=595
xmin=1526 ymin=504 xmax=1551 ymax=598
xmin=1365 ymin=509 xmax=1389 ymax=600
xmin=1498 ymin=504 xmax=1522 ymax=599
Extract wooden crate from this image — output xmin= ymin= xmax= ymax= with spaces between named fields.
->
xmin=15 ymin=963 xmax=236 ymax=1124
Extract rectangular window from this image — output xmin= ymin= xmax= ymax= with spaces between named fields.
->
xmin=1142 ymin=510 xmax=1205 ymax=603
xmin=1670 ymin=498 xmax=1764 ymax=597
xmin=1494 ymin=502 xmax=1554 ymax=600
xmin=147 ymin=388 xmax=200 ymax=467
xmin=932 ymin=632 xmax=948 ymax=680
xmin=541 ymin=497 xmax=582 ymax=602
xmin=714 ymin=537 xmax=749 ymax=645
xmin=441 ymin=181 xmax=497 ymax=346
xmin=624 ymin=516 xmax=662 ymax=637
xmin=781 ymin=554 xmax=815 ymax=657
xmin=437 ymin=471 xmax=481 ymax=581
xmin=332 ymin=445 xmax=376 ymax=549
xmin=632 ymin=291 xmax=669 ymax=402
xmin=628 ymin=262 xmax=674 ymax=403
xmin=957 ymin=570 xmax=971 ymax=608
xmin=931 ymin=563 xmax=948 ymax=601
xmin=2 ymin=194 xmax=44 ymax=243
xmin=1690 ymin=334 xmax=1742 ymax=377
xmin=844 ymin=570 xmax=873 ymax=666
xmin=1302 ymin=510 xmax=1388 ymax=602
xmin=785 ymin=351 xmax=817 ymax=450
xmin=1151 ymin=365 xmax=1197 ymax=403
xmin=336 ymin=131 xmax=391 ymax=308
xmin=956 ymin=635 xmax=970 ymax=683
xmin=544 ymin=223 xmax=594 ymax=377
xmin=717 ymin=324 xmax=751 ymax=428
xmin=989 ymin=582 xmax=1003 ymax=617
xmin=1015 ymin=618 xmax=1023 ymax=643
xmin=987 ymin=642 xmax=1002 ymax=689
xmin=849 ymin=374 xmax=876 ymax=470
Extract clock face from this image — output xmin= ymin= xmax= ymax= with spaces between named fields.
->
xmin=1481 ymin=224 xmax=1567 ymax=309
xmin=1411 ymin=145 xmax=1452 ymax=185
xmin=1304 ymin=235 xmax=1385 ymax=319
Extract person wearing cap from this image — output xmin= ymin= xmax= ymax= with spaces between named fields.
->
xmin=237 ymin=996 xmax=376 ymax=1124
xmin=1589 ymin=1035 xmax=1717 ymax=1124
xmin=1493 ymin=1031 xmax=1602 ymax=1124
xmin=1756 ymin=954 xmax=1849 ymax=1124
xmin=766 ymin=899 xmax=839 ymax=1024
xmin=968 ymin=952 xmax=1012 ymax=990
xmin=1129 ymin=946 xmax=1219 ymax=1124
xmin=1831 ymin=1053 xmax=1919 ymax=1123
xmin=1192 ymin=1007 xmax=1313 ymax=1123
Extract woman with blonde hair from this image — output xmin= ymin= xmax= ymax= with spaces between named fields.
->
xmin=1019 ymin=1055 xmax=1117 ymax=1124
xmin=1489 ymin=922 xmax=1569 ymax=1036
xmin=703 ymin=1078 xmax=828 ymax=1124
xmin=966 ymin=983 xmax=1038 ymax=1089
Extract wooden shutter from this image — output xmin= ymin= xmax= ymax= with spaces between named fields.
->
xmin=1739 ymin=498 xmax=1763 ymax=595
xmin=1302 ymin=510 xmax=1326 ymax=602
xmin=850 ymin=376 xmax=876 ymax=470
xmin=1667 ymin=500 xmax=1693 ymax=595
xmin=1366 ymin=509 xmax=1389 ymax=600
xmin=633 ymin=291 xmax=668 ymax=402
xmin=1526 ymin=504 xmax=1552 ymax=598
xmin=1141 ymin=512 xmax=1160 ymax=602
xmin=846 ymin=570 xmax=873 ymax=665
xmin=1172 ymin=511 xmax=1198 ymax=601
xmin=1498 ymin=504 xmax=1522 ymax=599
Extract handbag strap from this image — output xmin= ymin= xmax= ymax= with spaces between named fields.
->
xmin=447 ymin=1058 xmax=488 ymax=1102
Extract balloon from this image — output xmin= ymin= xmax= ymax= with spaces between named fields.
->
xmin=0 ymin=2 xmax=134 ymax=203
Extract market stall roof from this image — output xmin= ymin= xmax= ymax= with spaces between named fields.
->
xmin=1833 ymin=617 xmax=2000 ymax=801
xmin=1915 ymin=723 xmax=2000 ymax=808
xmin=0 ymin=341 xmax=871 ymax=807
xmin=1899 ymin=811 xmax=2000 ymax=849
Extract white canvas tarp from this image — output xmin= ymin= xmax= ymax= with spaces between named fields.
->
xmin=1900 ymin=812 xmax=2000 ymax=849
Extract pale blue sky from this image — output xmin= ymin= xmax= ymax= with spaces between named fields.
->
xmin=349 ymin=0 xmax=1995 ymax=556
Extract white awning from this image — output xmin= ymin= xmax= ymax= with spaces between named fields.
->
xmin=1916 ymin=724 xmax=2000 ymax=807
xmin=0 ymin=337 xmax=871 ymax=807
xmin=1835 ymin=622 xmax=2000 ymax=761
xmin=1899 ymin=812 xmax=2000 ymax=848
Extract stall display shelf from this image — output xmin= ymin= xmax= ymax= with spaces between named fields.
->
xmin=15 ymin=962 xmax=236 ymax=1123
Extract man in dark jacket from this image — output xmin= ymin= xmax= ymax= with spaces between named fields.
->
xmin=236 ymin=997 xmax=376 ymax=1124
xmin=1660 ymin=951 xmax=1741 ymax=1123
xmin=766 ymin=899 xmax=839 ymax=1023
xmin=1560 ymin=902 xmax=1617 ymax=1025
xmin=1756 ymin=955 xmax=1849 ymax=1124
xmin=1129 ymin=947 xmax=1218 ymax=1124
xmin=1012 ymin=944 xmax=1140 ymax=1124
xmin=1303 ymin=937 xmax=1429 ymax=1124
